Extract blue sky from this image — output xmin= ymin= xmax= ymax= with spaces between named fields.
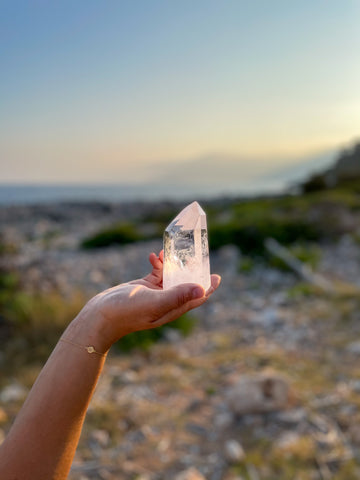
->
xmin=1 ymin=1 xmax=360 ymax=183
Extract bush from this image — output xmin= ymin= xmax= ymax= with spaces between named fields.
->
xmin=302 ymin=174 xmax=328 ymax=193
xmin=81 ymin=222 xmax=145 ymax=249
xmin=238 ymin=256 xmax=255 ymax=273
xmin=0 ymin=269 xmax=196 ymax=367
xmin=115 ymin=313 xmax=196 ymax=352
xmin=0 ymin=236 xmax=18 ymax=256
xmin=0 ymin=270 xmax=85 ymax=367
xmin=269 ymin=243 xmax=322 ymax=271
xmin=209 ymin=217 xmax=320 ymax=255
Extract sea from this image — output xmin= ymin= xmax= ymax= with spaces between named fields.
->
xmin=0 ymin=179 xmax=289 ymax=206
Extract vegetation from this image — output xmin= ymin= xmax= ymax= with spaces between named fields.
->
xmin=81 ymin=181 xmax=360 ymax=258
xmin=81 ymin=222 xmax=147 ymax=249
xmin=0 ymin=269 xmax=196 ymax=372
xmin=0 ymin=270 xmax=85 ymax=370
xmin=4 ymin=160 xmax=360 ymax=478
xmin=115 ymin=313 xmax=196 ymax=352
xmin=301 ymin=140 xmax=360 ymax=193
xmin=268 ymin=243 xmax=322 ymax=272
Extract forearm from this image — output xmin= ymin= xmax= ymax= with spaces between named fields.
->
xmin=0 ymin=310 xmax=108 ymax=480
xmin=0 ymin=258 xmax=220 ymax=480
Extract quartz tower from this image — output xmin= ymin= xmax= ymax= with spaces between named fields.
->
xmin=163 ymin=201 xmax=211 ymax=290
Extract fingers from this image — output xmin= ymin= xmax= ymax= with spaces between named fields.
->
xmin=150 ymin=283 xmax=205 ymax=322
xmin=150 ymin=276 xmax=221 ymax=328
xmin=149 ymin=251 xmax=163 ymax=266
xmin=206 ymin=274 xmax=222 ymax=297
xmin=149 ymin=252 xmax=162 ymax=269
xmin=142 ymin=252 xmax=164 ymax=287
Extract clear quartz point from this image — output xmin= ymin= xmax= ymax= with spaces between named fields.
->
xmin=163 ymin=201 xmax=211 ymax=291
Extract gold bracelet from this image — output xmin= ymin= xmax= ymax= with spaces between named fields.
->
xmin=60 ymin=338 xmax=106 ymax=357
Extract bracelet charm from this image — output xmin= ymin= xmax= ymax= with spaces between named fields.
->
xmin=60 ymin=338 xmax=106 ymax=357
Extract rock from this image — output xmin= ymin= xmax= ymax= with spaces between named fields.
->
xmin=226 ymin=373 xmax=290 ymax=415
xmin=274 ymin=431 xmax=301 ymax=450
xmin=185 ymin=423 xmax=209 ymax=437
xmin=89 ymin=269 xmax=105 ymax=283
xmin=174 ymin=467 xmax=206 ymax=480
xmin=214 ymin=411 xmax=234 ymax=429
xmin=254 ymin=308 xmax=282 ymax=328
xmin=275 ymin=408 xmax=307 ymax=426
xmin=216 ymin=245 xmax=240 ymax=275
xmin=224 ymin=439 xmax=245 ymax=463
xmin=350 ymin=379 xmax=360 ymax=393
xmin=90 ymin=429 xmax=110 ymax=448
xmin=124 ymin=429 xmax=146 ymax=444
xmin=349 ymin=423 xmax=360 ymax=445
xmin=346 ymin=341 xmax=360 ymax=355
xmin=0 ymin=383 xmax=27 ymax=403
xmin=163 ymin=327 xmax=183 ymax=343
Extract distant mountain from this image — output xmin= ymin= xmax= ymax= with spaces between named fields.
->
xmin=156 ymin=149 xmax=337 ymax=193
xmin=158 ymin=153 xmax=264 ymax=188
xmin=301 ymin=140 xmax=360 ymax=193
xmin=260 ymin=149 xmax=337 ymax=185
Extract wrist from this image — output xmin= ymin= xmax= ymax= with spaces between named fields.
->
xmin=64 ymin=300 xmax=112 ymax=355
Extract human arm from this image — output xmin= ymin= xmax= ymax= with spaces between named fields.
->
xmin=0 ymin=251 xmax=221 ymax=480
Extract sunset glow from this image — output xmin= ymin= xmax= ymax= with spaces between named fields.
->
xmin=1 ymin=1 xmax=360 ymax=184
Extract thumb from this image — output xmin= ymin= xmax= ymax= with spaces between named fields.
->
xmin=153 ymin=283 xmax=205 ymax=319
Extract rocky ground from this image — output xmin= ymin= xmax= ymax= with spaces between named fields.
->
xmin=1 ymin=202 xmax=360 ymax=479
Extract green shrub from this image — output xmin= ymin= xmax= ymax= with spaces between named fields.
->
xmin=238 ymin=256 xmax=255 ymax=273
xmin=0 ymin=270 xmax=85 ymax=367
xmin=302 ymin=173 xmax=328 ymax=193
xmin=287 ymin=282 xmax=322 ymax=298
xmin=209 ymin=217 xmax=320 ymax=255
xmin=269 ymin=243 xmax=322 ymax=271
xmin=0 ymin=237 xmax=18 ymax=256
xmin=81 ymin=222 xmax=145 ymax=249
xmin=0 ymin=266 xmax=196 ymax=367
xmin=115 ymin=313 xmax=196 ymax=353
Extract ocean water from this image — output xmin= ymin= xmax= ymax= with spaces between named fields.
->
xmin=0 ymin=179 xmax=288 ymax=206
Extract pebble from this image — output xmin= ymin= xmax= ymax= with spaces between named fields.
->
xmin=90 ymin=429 xmax=110 ymax=448
xmin=174 ymin=467 xmax=206 ymax=480
xmin=346 ymin=341 xmax=360 ymax=355
xmin=226 ymin=373 xmax=290 ymax=415
xmin=0 ymin=383 xmax=27 ymax=403
xmin=224 ymin=439 xmax=245 ymax=463
xmin=274 ymin=431 xmax=302 ymax=450
xmin=350 ymin=379 xmax=360 ymax=393
xmin=186 ymin=423 xmax=209 ymax=437
xmin=349 ymin=424 xmax=360 ymax=444
xmin=254 ymin=308 xmax=282 ymax=328
xmin=214 ymin=411 xmax=234 ymax=429
xmin=3 ymin=201 xmax=360 ymax=480
xmin=275 ymin=408 xmax=307 ymax=425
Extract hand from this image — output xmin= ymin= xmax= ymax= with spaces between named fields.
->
xmin=80 ymin=251 xmax=221 ymax=351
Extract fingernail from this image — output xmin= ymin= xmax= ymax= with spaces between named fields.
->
xmin=192 ymin=286 xmax=205 ymax=298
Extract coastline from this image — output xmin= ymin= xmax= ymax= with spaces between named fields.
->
xmin=0 ymin=179 xmax=288 ymax=207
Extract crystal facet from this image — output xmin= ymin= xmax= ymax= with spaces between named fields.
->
xmin=163 ymin=201 xmax=211 ymax=290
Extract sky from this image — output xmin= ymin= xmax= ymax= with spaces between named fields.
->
xmin=1 ymin=0 xmax=360 ymax=184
